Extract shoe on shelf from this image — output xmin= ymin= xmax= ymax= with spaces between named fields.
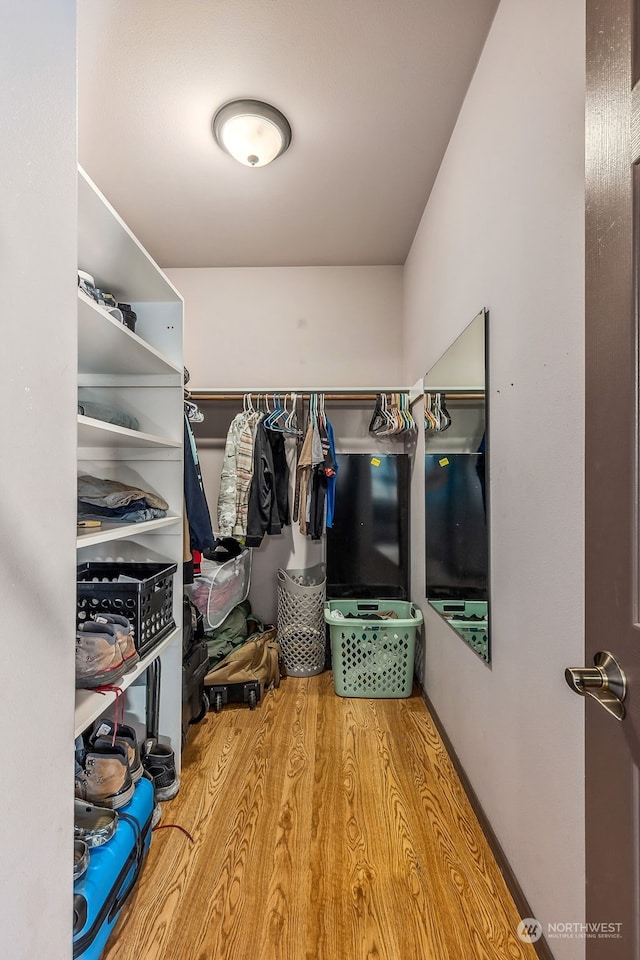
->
xmin=142 ymin=740 xmax=180 ymax=802
xmin=74 ymin=839 xmax=89 ymax=881
xmin=75 ymin=742 xmax=134 ymax=810
xmin=74 ymin=800 xmax=118 ymax=848
xmin=90 ymin=718 xmax=143 ymax=783
xmin=75 ymin=621 xmax=127 ymax=689
xmin=91 ymin=613 xmax=139 ymax=672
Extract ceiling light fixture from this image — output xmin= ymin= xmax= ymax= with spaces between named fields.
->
xmin=212 ymin=99 xmax=292 ymax=168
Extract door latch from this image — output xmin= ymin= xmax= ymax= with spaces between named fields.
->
xmin=565 ymin=651 xmax=626 ymax=721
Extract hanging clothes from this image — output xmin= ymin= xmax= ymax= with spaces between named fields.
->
xmin=325 ymin=418 xmax=338 ymax=529
xmin=232 ymin=410 xmax=261 ymax=538
xmin=217 ymin=411 xmax=246 ymax=536
xmin=218 ymin=398 xmax=292 ymax=543
xmin=295 ymin=395 xmax=336 ymax=539
xmin=306 ymin=414 xmax=325 ymax=539
xmin=245 ymin=419 xmax=282 ymax=547
xmin=265 ymin=428 xmax=291 ymax=526
xmin=184 ymin=413 xmax=215 ymax=553
xmin=295 ymin=417 xmax=314 ymax=536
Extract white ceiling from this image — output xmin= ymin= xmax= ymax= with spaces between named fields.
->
xmin=78 ymin=0 xmax=498 ymax=269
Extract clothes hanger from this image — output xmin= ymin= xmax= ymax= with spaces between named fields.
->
xmin=275 ymin=393 xmax=291 ymax=431
xmin=432 ymin=393 xmax=444 ymax=431
xmin=424 ymin=393 xmax=437 ymax=431
xmin=369 ymin=393 xmax=386 ymax=434
xmin=285 ymin=392 xmax=298 ymax=435
xmin=392 ymin=393 xmax=404 ymax=433
xmin=374 ymin=393 xmax=393 ymax=435
xmin=398 ymin=393 xmax=410 ymax=432
xmin=263 ymin=393 xmax=280 ymax=429
xmin=318 ymin=393 xmax=327 ymax=428
xmin=438 ymin=392 xmax=452 ymax=432
xmin=381 ymin=393 xmax=398 ymax=435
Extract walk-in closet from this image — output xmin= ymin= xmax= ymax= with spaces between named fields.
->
xmin=5 ymin=3 xmax=588 ymax=960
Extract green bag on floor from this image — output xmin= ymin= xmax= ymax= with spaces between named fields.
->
xmin=205 ymin=600 xmax=269 ymax=666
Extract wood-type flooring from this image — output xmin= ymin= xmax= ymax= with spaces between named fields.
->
xmin=102 ymin=673 xmax=538 ymax=960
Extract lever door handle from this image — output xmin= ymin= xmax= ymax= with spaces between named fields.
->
xmin=565 ymin=651 xmax=626 ymax=721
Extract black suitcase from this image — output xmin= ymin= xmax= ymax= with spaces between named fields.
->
xmin=207 ymin=680 xmax=261 ymax=713
xmin=182 ymin=639 xmax=209 ymax=744
xmin=182 ymin=594 xmax=204 ymax=657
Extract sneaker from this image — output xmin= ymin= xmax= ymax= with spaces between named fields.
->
xmin=91 ymin=614 xmax=139 ymax=673
xmin=142 ymin=741 xmax=180 ymax=801
xmin=75 ymin=742 xmax=134 ymax=809
xmin=75 ymin=622 xmax=127 ymax=689
xmin=90 ymin=719 xmax=143 ymax=782
xmin=74 ymin=800 xmax=118 ymax=848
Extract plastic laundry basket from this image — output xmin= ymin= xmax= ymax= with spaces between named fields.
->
xmin=277 ymin=564 xmax=326 ymax=677
xmin=324 ymin=599 xmax=423 ymax=698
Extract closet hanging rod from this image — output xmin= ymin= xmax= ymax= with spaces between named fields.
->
xmin=190 ymin=388 xmax=412 ymax=402
xmin=427 ymin=392 xmax=485 ymax=401
xmin=190 ymin=389 xmax=484 ymax=402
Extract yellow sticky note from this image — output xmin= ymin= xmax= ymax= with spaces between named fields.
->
xmin=371 ymin=457 xmax=381 ymax=467
xmin=439 ymin=457 xmax=449 ymax=467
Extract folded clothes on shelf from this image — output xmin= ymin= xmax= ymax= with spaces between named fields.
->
xmin=77 ymin=400 xmax=140 ymax=431
xmin=78 ymin=475 xmax=168 ymax=510
xmin=77 ymin=501 xmax=167 ymax=524
xmin=77 ymin=475 xmax=168 ymax=523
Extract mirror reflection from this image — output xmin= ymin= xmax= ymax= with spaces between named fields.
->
xmin=424 ymin=309 xmax=489 ymax=662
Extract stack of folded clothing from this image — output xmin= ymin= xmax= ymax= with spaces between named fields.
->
xmin=78 ymin=475 xmax=168 ymax=524
xmin=77 ymin=400 xmax=140 ymax=431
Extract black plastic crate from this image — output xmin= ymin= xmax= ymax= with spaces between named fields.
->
xmin=77 ymin=562 xmax=178 ymax=658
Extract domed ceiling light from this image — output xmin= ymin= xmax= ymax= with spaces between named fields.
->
xmin=212 ymin=99 xmax=292 ymax=167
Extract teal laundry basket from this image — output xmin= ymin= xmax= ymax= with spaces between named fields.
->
xmin=324 ymin=599 xmax=423 ymax=698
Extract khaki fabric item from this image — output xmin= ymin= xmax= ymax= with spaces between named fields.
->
xmin=295 ymin=421 xmax=314 ymax=536
xmin=204 ymin=627 xmax=285 ymax=693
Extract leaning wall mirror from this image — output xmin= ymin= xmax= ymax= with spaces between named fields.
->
xmin=424 ymin=308 xmax=489 ymax=662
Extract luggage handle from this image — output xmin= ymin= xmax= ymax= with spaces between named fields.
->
xmin=145 ymin=658 xmax=161 ymax=742
xmin=108 ymin=844 xmax=148 ymax=920
xmin=107 ymin=811 xmax=152 ymax=921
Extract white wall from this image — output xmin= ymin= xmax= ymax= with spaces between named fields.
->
xmin=404 ymin=1 xmax=585 ymax=957
xmin=0 ymin=3 xmax=77 ymax=958
xmin=166 ymin=266 xmax=404 ymax=389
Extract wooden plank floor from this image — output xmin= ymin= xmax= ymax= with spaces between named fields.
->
xmin=103 ymin=673 xmax=538 ymax=960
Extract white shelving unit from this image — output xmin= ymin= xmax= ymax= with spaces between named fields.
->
xmin=76 ymin=165 xmax=184 ymax=767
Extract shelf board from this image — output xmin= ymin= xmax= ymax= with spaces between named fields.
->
xmin=78 ymin=291 xmax=182 ymax=377
xmin=77 ymin=415 xmax=181 ymax=450
xmin=74 ymin=627 xmax=180 ymax=737
xmin=78 ymin=167 xmax=182 ymax=303
xmin=422 ymin=385 xmax=485 ymax=394
xmin=76 ymin=515 xmax=181 ymax=548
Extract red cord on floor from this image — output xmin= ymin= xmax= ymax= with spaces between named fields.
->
xmin=153 ymin=824 xmax=194 ymax=842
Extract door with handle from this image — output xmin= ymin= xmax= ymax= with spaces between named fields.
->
xmin=565 ymin=653 xmax=627 ymax=723
xmin=583 ymin=0 xmax=640 ymax=956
